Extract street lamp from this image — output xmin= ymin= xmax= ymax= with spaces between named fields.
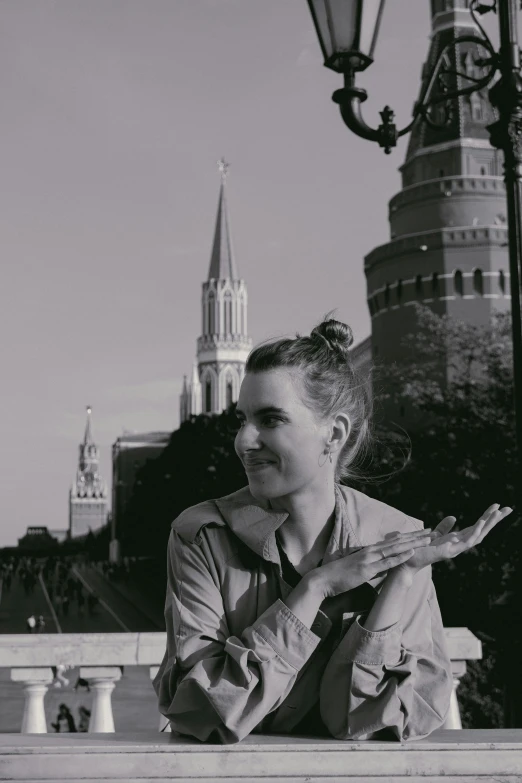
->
xmin=308 ymin=0 xmax=522 ymax=501
xmin=307 ymin=0 xmax=522 ymax=726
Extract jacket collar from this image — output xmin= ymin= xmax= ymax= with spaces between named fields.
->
xmin=215 ymin=483 xmax=361 ymax=566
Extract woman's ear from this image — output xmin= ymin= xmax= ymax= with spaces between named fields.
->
xmin=330 ymin=413 xmax=351 ymax=455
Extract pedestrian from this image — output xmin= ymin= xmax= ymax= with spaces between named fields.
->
xmin=36 ymin=615 xmax=46 ymax=633
xmin=153 ymin=316 xmax=514 ymax=744
xmin=51 ymin=704 xmax=77 ymax=733
xmin=77 ymin=706 xmax=91 ymax=732
xmin=25 ymin=614 xmax=36 ymax=633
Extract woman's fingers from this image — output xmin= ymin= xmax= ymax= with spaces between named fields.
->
xmin=434 ymin=516 xmax=457 ymax=536
xmin=379 ymin=548 xmax=416 ymax=569
xmin=376 ymin=529 xmax=432 ymax=548
xmin=367 ymin=534 xmax=431 ymax=563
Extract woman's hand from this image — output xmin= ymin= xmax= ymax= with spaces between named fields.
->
xmin=311 ymin=529 xmax=433 ymax=600
xmin=392 ymin=503 xmax=513 ymax=582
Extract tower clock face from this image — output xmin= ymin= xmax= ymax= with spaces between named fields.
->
xmin=83 ymin=470 xmax=94 ymax=483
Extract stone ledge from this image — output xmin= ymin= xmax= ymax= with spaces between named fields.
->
xmin=0 ymin=730 xmax=521 ymax=781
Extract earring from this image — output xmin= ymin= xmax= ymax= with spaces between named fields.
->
xmin=317 ymin=450 xmax=332 ymax=468
xmin=329 ymin=451 xmax=333 ymax=464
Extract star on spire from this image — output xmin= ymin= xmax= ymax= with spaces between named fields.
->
xmin=217 ymin=158 xmax=230 ymax=183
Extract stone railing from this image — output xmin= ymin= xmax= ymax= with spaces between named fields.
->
xmin=0 ymin=628 xmax=481 ymax=734
xmin=1 ymin=730 xmax=521 ymax=781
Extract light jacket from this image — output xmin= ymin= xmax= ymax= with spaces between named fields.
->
xmin=153 ymin=483 xmax=453 ymax=744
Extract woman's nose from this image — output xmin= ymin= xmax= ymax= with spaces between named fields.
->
xmin=235 ymin=422 xmax=261 ymax=452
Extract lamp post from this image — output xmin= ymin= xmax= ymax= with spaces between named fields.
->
xmin=307 ymin=0 xmax=522 ymax=726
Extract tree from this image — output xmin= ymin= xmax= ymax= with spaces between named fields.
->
xmin=122 ymin=405 xmax=245 ymax=561
xmin=356 ymin=305 xmax=519 ymax=727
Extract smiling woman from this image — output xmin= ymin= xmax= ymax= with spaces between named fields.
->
xmin=153 ymin=317 xmax=512 ymax=744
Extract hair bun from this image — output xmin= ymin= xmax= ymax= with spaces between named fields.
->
xmin=311 ymin=318 xmax=354 ymax=359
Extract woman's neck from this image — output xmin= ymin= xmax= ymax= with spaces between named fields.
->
xmin=270 ymin=479 xmax=337 ymax=563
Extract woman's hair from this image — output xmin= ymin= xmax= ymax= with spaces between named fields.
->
xmin=245 ymin=315 xmax=374 ymax=483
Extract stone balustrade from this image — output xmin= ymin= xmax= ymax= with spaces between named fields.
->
xmin=0 ymin=628 xmax=481 ymax=735
xmin=1 ymin=730 xmax=521 ymax=781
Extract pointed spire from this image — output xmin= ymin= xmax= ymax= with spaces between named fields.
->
xmin=207 ymin=159 xmax=238 ymax=281
xmin=191 ymin=359 xmax=200 ymax=388
xmin=83 ymin=406 xmax=94 ymax=446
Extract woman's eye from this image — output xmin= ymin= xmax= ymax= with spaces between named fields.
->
xmin=263 ymin=417 xmax=281 ymax=426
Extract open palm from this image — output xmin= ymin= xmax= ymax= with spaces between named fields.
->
xmin=399 ymin=503 xmax=513 ymax=574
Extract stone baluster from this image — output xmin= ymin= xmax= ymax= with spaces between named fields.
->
xmin=443 ymin=660 xmax=467 ymax=729
xmin=80 ymin=666 xmax=121 ymax=732
xmin=149 ymin=665 xmax=171 ymax=732
xmin=11 ymin=667 xmax=54 ymax=733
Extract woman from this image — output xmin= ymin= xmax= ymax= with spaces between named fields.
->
xmin=154 ymin=318 xmax=512 ymax=744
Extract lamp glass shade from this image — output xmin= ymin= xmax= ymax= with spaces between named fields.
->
xmin=307 ymin=0 xmax=386 ymax=72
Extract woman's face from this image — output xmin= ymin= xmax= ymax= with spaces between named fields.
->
xmin=235 ymin=369 xmax=330 ymax=501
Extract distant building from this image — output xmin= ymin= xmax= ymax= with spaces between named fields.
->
xmin=111 ymin=431 xmax=170 ymax=557
xmin=179 ymin=160 xmax=253 ymax=423
xmin=362 ymin=0 xmax=510 ymax=421
xmin=69 ymin=407 xmax=108 ymax=539
xmin=48 ymin=529 xmax=68 ymax=544
xmin=18 ymin=526 xmax=57 ymax=550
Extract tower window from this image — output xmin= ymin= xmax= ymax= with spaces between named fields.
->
xmin=415 ymin=275 xmax=424 ymax=297
xmin=224 ymin=292 xmax=233 ymax=335
xmin=384 ymin=283 xmax=390 ymax=307
xmin=208 ymin=292 xmax=215 ymax=335
xmin=374 ymin=294 xmax=380 ymax=312
xmin=480 ymin=166 xmax=486 ymax=175
xmin=473 ymin=269 xmax=484 ymax=295
xmin=439 ymin=169 xmax=444 ymax=178
xmin=205 ymin=380 xmax=212 ymax=413
xmin=368 ymin=299 xmax=374 ymax=316
xmin=432 ymin=272 xmax=440 ymax=296
xmin=397 ymin=279 xmax=403 ymax=303
xmin=499 ymin=270 xmax=506 ymax=294
xmin=226 ymin=380 xmax=233 ymax=408
xmin=454 ymin=269 xmax=464 ymax=296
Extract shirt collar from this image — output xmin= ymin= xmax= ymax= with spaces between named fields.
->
xmin=215 ymin=483 xmax=360 ymax=566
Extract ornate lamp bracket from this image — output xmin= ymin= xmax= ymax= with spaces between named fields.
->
xmin=332 ymin=0 xmax=498 ymax=154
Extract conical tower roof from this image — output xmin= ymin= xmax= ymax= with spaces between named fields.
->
xmin=207 ymin=159 xmax=238 ymax=281
xmin=405 ymin=0 xmax=495 ymax=165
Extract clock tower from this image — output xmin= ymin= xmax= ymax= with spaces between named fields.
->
xmin=69 ymin=407 xmax=108 ymax=538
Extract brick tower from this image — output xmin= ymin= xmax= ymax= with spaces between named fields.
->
xmin=365 ymin=0 xmax=511 ymax=419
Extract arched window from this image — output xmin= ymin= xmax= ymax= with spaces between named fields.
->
xmin=384 ymin=283 xmax=390 ymax=308
xmin=208 ymin=292 xmax=215 ymax=335
xmin=374 ymin=294 xmax=380 ymax=313
xmin=454 ymin=269 xmax=463 ymax=296
xmin=205 ymin=380 xmax=212 ymax=413
xmin=499 ymin=270 xmax=506 ymax=294
xmin=473 ymin=269 xmax=484 ymax=295
xmin=432 ymin=272 xmax=440 ymax=296
xmin=397 ymin=279 xmax=403 ymax=303
xmin=224 ymin=292 xmax=233 ymax=335
xmin=415 ymin=275 xmax=423 ymax=298
xmin=226 ymin=380 xmax=233 ymax=408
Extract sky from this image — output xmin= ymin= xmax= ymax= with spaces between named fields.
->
xmin=0 ymin=0 xmax=441 ymax=546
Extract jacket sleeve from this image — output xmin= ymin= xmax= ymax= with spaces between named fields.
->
xmin=152 ymin=528 xmax=321 ymax=744
xmin=319 ymin=566 xmax=453 ymax=741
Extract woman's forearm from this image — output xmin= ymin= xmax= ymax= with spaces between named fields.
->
xmin=362 ymin=568 xmax=413 ymax=632
xmin=284 ymin=571 xmax=326 ymax=629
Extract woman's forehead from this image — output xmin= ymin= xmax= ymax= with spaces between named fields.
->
xmin=238 ymin=369 xmax=304 ymax=409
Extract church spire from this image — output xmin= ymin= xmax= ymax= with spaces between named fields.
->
xmin=83 ymin=406 xmax=94 ymax=446
xmin=207 ymin=158 xmax=238 ymax=281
